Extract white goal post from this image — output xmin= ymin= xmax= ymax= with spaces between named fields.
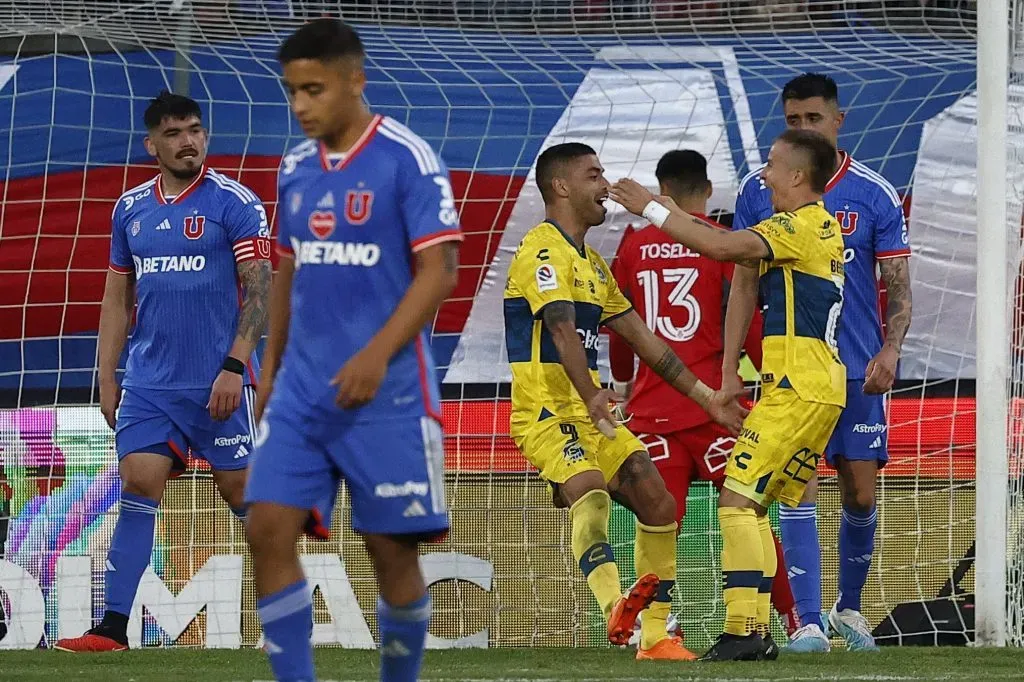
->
xmin=975 ymin=0 xmax=1010 ymax=649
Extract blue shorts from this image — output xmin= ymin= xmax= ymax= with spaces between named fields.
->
xmin=826 ymin=380 xmax=888 ymax=468
xmin=244 ymin=411 xmax=449 ymax=539
xmin=115 ymin=386 xmax=257 ymax=472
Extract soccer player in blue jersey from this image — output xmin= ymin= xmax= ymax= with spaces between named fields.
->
xmin=244 ymin=20 xmax=461 ymax=682
xmin=54 ymin=92 xmax=271 ymax=652
xmin=731 ymin=73 xmax=913 ymax=652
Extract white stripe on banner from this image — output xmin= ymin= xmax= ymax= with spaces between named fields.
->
xmin=420 ymin=417 xmax=447 ymax=514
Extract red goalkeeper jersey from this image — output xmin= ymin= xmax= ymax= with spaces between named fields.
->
xmin=608 ymin=218 xmax=762 ymax=434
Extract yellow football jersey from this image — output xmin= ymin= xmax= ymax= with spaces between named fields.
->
xmin=504 ymin=221 xmax=632 ymax=435
xmin=748 ymin=201 xmax=847 ymax=407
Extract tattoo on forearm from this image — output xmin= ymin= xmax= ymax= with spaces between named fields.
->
xmin=442 ymin=242 xmax=459 ymax=275
xmin=879 ymin=257 xmax=912 ymax=350
xmin=651 ymin=347 xmax=684 ymax=384
xmin=542 ymin=300 xmax=576 ymax=329
xmin=236 ymin=259 xmax=272 ymax=343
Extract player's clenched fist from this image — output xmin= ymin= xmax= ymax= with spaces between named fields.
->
xmin=331 ymin=344 xmax=389 ymax=409
xmin=208 ymin=369 xmax=243 ymax=421
xmin=99 ymin=378 xmax=121 ymax=430
xmin=586 ymin=387 xmax=624 ymax=439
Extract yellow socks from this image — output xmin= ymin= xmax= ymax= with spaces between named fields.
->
xmin=635 ymin=520 xmax=678 ymax=650
xmin=570 ymin=489 xmax=621 ymax=619
xmin=719 ymin=507 xmax=762 ymax=637
xmin=756 ymin=514 xmax=777 ymax=638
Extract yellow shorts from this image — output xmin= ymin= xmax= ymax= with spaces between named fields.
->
xmin=513 ymin=417 xmax=646 ymax=484
xmin=723 ymin=388 xmax=842 ymax=508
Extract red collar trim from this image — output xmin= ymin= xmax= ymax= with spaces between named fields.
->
xmin=825 ymin=151 xmax=851 ymax=192
xmin=319 ymin=114 xmax=383 ymax=171
xmin=155 ymin=165 xmax=207 ymax=205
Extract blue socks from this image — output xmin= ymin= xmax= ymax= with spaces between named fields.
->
xmin=378 ymin=594 xmax=431 ymax=682
xmin=258 ymin=580 xmax=314 ymax=682
xmin=837 ymin=506 xmax=877 ymax=613
xmin=779 ymin=502 xmax=824 ymax=630
xmin=104 ymin=491 xmax=158 ymax=617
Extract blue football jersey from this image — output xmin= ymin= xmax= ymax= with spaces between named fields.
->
xmin=733 ymin=153 xmax=910 ymax=379
xmin=272 ymin=115 xmax=462 ymax=423
xmin=109 ymin=167 xmax=271 ymax=389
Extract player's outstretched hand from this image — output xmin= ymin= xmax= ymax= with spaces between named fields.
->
xmin=587 ymin=388 xmax=625 ymax=439
xmin=208 ymin=370 xmax=243 ymax=421
xmin=331 ymin=345 xmax=389 ymax=409
xmin=863 ymin=343 xmax=898 ymax=395
xmin=608 ymin=178 xmax=656 ymax=217
xmin=99 ymin=378 xmax=121 ymax=430
xmin=706 ymin=387 xmax=749 ymax=436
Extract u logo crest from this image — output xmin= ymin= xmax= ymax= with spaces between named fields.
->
xmin=345 ymin=190 xmax=374 ymax=225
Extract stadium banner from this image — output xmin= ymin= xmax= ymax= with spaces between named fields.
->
xmin=0 ymin=405 xmax=974 ymax=649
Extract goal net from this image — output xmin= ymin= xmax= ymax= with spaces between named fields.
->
xmin=0 ymin=0 xmax=1018 ymax=650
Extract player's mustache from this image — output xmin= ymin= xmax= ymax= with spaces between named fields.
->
xmin=176 ymin=148 xmax=200 ymax=159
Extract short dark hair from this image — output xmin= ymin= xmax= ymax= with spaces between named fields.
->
xmin=143 ymin=90 xmax=201 ymax=130
xmin=655 ymin=150 xmax=710 ymax=197
xmin=776 ymin=128 xmax=837 ymax=194
xmin=278 ymin=18 xmax=365 ymax=64
xmin=781 ymin=73 xmax=839 ymax=105
xmin=535 ymin=142 xmax=597 ymax=203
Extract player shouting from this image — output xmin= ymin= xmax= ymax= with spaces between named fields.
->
xmin=55 ymin=92 xmax=271 ymax=652
xmin=504 ymin=142 xmax=747 ymax=662
xmin=608 ymin=150 xmax=800 ymax=654
xmin=244 ymin=20 xmax=461 ymax=682
xmin=611 ymin=128 xmax=847 ymax=661
xmin=734 ymin=74 xmax=912 ymax=653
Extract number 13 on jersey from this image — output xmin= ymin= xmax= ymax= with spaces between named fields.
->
xmin=636 ymin=267 xmax=702 ymax=342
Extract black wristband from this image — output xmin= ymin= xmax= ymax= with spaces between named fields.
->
xmin=222 ymin=357 xmax=245 ymax=375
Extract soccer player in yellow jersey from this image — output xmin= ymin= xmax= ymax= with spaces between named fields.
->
xmin=504 ymin=143 xmax=747 ymax=660
xmin=610 ymin=129 xmax=846 ymax=662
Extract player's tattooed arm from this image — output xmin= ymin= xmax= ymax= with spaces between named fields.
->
xmin=231 ymin=258 xmax=273 ymax=357
xmin=608 ymin=179 xmax=769 ymax=263
xmin=544 ymin=301 xmax=620 ymax=435
xmin=879 ymin=256 xmax=912 ymax=352
xmin=604 ymin=310 xmax=702 ymax=403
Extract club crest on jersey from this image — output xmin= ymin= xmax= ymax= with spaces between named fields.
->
xmin=835 ymin=209 xmax=859 ymax=235
xmin=345 ymin=189 xmax=374 ymax=225
xmin=131 ymin=221 xmax=140 ymax=236
xmin=308 ymin=210 xmax=337 ymax=240
xmin=183 ymin=215 xmax=205 ymax=240
xmin=290 ymin=192 xmax=303 ymax=215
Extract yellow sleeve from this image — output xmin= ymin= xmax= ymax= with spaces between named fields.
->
xmin=598 ymin=257 xmax=633 ymax=324
xmin=748 ymin=212 xmax=802 ymax=263
xmin=508 ymin=232 xmax=575 ymax=316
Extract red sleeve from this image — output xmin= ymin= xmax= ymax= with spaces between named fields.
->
xmin=609 ymin=226 xmax=637 ymax=382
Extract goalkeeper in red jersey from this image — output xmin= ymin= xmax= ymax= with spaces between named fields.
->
xmin=608 ymin=151 xmax=799 ymax=650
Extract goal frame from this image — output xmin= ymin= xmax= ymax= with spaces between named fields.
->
xmin=976 ymin=0 xmax=1010 ymax=649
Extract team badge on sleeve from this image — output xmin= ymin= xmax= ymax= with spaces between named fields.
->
xmin=536 ymin=263 xmax=557 ymax=292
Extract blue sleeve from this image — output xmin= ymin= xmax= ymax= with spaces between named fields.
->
xmin=873 ymin=188 xmax=911 ymax=259
xmin=276 ymin=174 xmax=293 ymax=257
xmin=732 ymin=173 xmax=766 ymax=231
xmin=109 ymin=202 xmax=133 ymax=274
xmin=219 ymin=181 xmax=271 ymax=263
xmin=400 ymin=155 xmax=463 ymax=253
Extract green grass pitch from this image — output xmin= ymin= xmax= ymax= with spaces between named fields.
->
xmin=3 ymin=647 xmax=1021 ymax=681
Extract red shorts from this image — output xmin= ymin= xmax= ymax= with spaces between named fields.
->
xmin=635 ymin=423 xmax=735 ymax=522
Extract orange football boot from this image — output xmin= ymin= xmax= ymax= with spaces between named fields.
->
xmin=636 ymin=635 xmax=698 ymax=661
xmin=54 ymin=631 xmax=128 ymax=652
xmin=607 ymin=573 xmax=659 ymax=646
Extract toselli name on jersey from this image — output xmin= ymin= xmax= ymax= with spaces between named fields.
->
xmin=638 ymin=243 xmax=700 ymax=260
xmin=132 ymin=255 xmax=206 ymax=277
xmin=290 ymin=238 xmax=381 ymax=267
